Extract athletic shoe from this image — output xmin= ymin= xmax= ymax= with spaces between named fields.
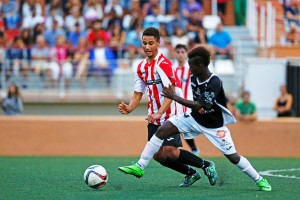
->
xmin=204 ymin=161 xmax=218 ymax=186
xmin=192 ymin=149 xmax=200 ymax=156
xmin=118 ymin=163 xmax=144 ymax=178
xmin=257 ymin=178 xmax=272 ymax=191
xmin=179 ymin=170 xmax=201 ymax=187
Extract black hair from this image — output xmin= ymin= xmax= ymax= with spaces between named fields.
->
xmin=142 ymin=27 xmax=160 ymax=41
xmin=175 ymin=44 xmax=188 ymax=52
xmin=187 ymin=45 xmax=210 ymax=67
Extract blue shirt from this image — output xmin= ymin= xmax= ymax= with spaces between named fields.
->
xmin=2 ymin=97 xmax=23 ymax=115
xmin=209 ymin=31 xmax=232 ymax=48
xmin=44 ymin=29 xmax=66 ymax=46
xmin=67 ymin=31 xmax=87 ymax=47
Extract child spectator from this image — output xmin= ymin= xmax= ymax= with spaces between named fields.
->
xmin=235 ymin=91 xmax=257 ymax=121
xmin=87 ymin=19 xmax=108 ymax=46
xmin=1 ymin=83 xmax=23 ymax=115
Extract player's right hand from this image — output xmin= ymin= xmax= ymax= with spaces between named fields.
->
xmin=118 ymin=101 xmax=131 ymax=115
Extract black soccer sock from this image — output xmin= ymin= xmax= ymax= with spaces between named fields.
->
xmin=178 ymin=149 xmax=210 ymax=169
xmin=185 ymin=139 xmax=198 ymax=151
xmin=160 ymin=159 xmax=196 ymax=176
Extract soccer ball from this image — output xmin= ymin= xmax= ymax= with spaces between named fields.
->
xmin=83 ymin=165 xmax=108 ymax=189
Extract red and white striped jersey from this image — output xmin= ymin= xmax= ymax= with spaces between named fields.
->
xmin=134 ymin=52 xmax=183 ymax=126
xmin=175 ymin=62 xmax=193 ymax=113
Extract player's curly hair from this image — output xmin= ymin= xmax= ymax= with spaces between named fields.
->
xmin=188 ymin=45 xmax=211 ymax=67
xmin=142 ymin=27 xmax=160 ymax=41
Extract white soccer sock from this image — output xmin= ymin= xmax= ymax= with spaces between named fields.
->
xmin=137 ymin=135 xmax=164 ymax=170
xmin=236 ymin=156 xmax=262 ymax=183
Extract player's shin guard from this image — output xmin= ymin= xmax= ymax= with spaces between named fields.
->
xmin=137 ymin=135 xmax=163 ymax=170
xmin=236 ymin=156 xmax=261 ymax=182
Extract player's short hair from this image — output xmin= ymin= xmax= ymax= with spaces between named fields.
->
xmin=188 ymin=45 xmax=210 ymax=67
xmin=142 ymin=27 xmax=160 ymax=41
xmin=175 ymin=44 xmax=188 ymax=52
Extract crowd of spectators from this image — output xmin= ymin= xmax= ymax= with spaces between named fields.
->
xmin=0 ymin=0 xmax=235 ymax=89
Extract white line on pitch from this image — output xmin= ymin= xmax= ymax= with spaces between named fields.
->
xmin=259 ymin=168 xmax=300 ymax=179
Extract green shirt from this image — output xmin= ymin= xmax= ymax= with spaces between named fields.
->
xmin=235 ymin=100 xmax=256 ymax=115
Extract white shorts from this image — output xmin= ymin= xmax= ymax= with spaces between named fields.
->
xmin=168 ymin=113 xmax=237 ymax=155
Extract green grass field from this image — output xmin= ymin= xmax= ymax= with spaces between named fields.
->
xmin=0 ymin=157 xmax=299 ymax=200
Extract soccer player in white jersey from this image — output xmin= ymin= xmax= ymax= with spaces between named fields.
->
xmin=118 ymin=27 xmax=218 ymax=187
xmin=174 ymin=44 xmax=200 ymax=156
xmin=119 ymin=45 xmax=272 ymax=192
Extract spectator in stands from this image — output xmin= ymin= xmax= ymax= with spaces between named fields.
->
xmin=217 ymin=0 xmax=227 ymax=24
xmin=122 ymin=8 xmax=143 ymax=31
xmin=103 ymin=8 xmax=123 ymax=30
xmin=121 ymin=44 xmax=142 ymax=69
xmin=65 ymin=0 xmax=82 ymax=16
xmin=109 ymin=22 xmax=126 ymax=58
xmin=125 ymin=25 xmax=143 ymax=57
xmin=44 ymin=20 xmax=66 ymax=47
xmin=22 ymin=0 xmax=43 ymax=18
xmin=142 ymin=0 xmax=163 ymax=18
xmin=1 ymin=0 xmax=20 ymax=30
xmin=186 ymin=9 xmax=204 ymax=40
xmin=209 ymin=23 xmax=234 ymax=60
xmin=45 ymin=0 xmax=63 ymax=17
xmin=72 ymin=37 xmax=90 ymax=87
xmin=284 ymin=1 xmax=300 ymax=27
xmin=68 ymin=22 xmax=87 ymax=48
xmin=65 ymin=6 xmax=86 ymax=32
xmin=32 ymin=23 xmax=45 ymax=44
xmin=170 ymin=26 xmax=190 ymax=48
xmin=0 ymin=32 xmax=6 ymax=87
xmin=234 ymin=0 xmax=247 ymax=26
xmin=22 ymin=6 xmax=44 ymax=29
xmin=143 ymin=5 xmax=164 ymax=29
xmin=87 ymin=19 xmax=108 ymax=46
xmin=31 ymin=35 xmax=53 ymax=88
xmin=182 ymin=0 xmax=202 ymax=19
xmin=104 ymin=0 xmax=123 ymax=18
xmin=45 ymin=6 xmax=64 ymax=30
xmin=1 ymin=83 xmax=23 ymax=115
xmin=273 ymin=84 xmax=294 ymax=117
xmin=83 ymin=0 xmax=104 ymax=28
xmin=193 ymin=27 xmax=207 ymax=46
xmin=50 ymin=35 xmax=73 ymax=88
xmin=89 ymin=38 xmax=118 ymax=87
xmin=235 ymin=91 xmax=257 ymax=121
xmin=286 ymin=22 xmax=300 ymax=45
xmin=166 ymin=10 xmax=187 ymax=36
xmin=21 ymin=28 xmax=33 ymax=48
xmin=6 ymin=37 xmax=30 ymax=88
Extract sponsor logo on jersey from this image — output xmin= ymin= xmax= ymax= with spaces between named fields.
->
xmin=216 ymin=130 xmax=226 ymax=138
xmin=166 ymin=137 xmax=174 ymax=141
xmin=145 ymin=79 xmax=162 ymax=85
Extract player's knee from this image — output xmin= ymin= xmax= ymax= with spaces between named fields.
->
xmin=225 ymin=153 xmax=240 ymax=164
xmin=153 ymin=151 xmax=167 ymax=163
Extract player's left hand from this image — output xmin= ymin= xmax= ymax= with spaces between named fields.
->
xmin=162 ymin=86 xmax=174 ymax=100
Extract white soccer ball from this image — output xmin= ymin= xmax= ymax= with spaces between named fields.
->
xmin=83 ymin=165 xmax=108 ymax=189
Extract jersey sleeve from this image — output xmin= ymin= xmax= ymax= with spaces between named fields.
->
xmin=133 ymin=71 xmax=146 ymax=93
xmin=197 ymin=76 xmax=221 ymax=109
xmin=157 ymin=61 xmax=177 ymax=87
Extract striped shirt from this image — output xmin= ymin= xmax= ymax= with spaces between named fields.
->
xmin=134 ymin=52 xmax=182 ymax=125
xmin=175 ymin=62 xmax=193 ymax=113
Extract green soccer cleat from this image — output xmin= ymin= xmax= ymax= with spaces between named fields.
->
xmin=257 ymin=178 xmax=272 ymax=191
xmin=204 ymin=161 xmax=218 ymax=186
xmin=179 ymin=170 xmax=201 ymax=187
xmin=118 ymin=163 xmax=144 ymax=178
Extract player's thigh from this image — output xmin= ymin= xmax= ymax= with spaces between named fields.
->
xmin=148 ymin=123 xmax=182 ymax=148
xmin=202 ymin=126 xmax=237 ymax=155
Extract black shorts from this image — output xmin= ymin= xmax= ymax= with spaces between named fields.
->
xmin=147 ymin=123 xmax=182 ymax=147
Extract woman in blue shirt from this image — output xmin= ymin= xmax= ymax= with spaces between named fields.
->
xmin=2 ymin=83 xmax=23 ymax=115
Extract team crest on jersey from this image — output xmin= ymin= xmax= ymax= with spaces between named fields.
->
xmin=216 ymin=130 xmax=226 ymax=138
xmin=203 ymin=91 xmax=215 ymax=105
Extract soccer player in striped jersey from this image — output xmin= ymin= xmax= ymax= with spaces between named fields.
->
xmin=118 ymin=27 xmax=217 ymax=187
xmin=174 ymin=44 xmax=200 ymax=156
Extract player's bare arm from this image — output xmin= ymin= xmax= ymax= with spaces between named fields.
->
xmin=162 ymin=86 xmax=202 ymax=112
xmin=118 ymin=91 xmax=143 ymax=115
xmin=146 ymin=85 xmax=175 ymax=122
